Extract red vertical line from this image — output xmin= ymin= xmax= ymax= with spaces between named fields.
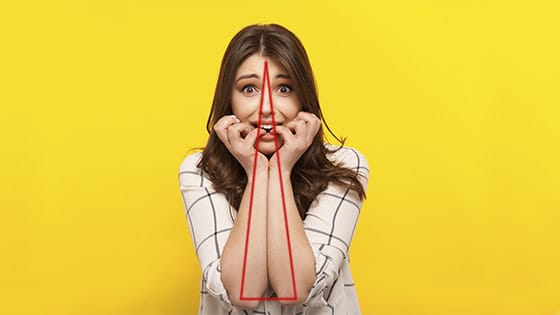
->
xmin=266 ymin=61 xmax=298 ymax=301
xmin=239 ymin=61 xmax=268 ymax=300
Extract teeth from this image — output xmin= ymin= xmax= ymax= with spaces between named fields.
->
xmin=261 ymin=125 xmax=273 ymax=129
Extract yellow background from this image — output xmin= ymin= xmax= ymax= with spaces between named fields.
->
xmin=1 ymin=0 xmax=559 ymax=314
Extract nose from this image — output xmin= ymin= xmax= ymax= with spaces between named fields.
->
xmin=259 ymin=81 xmax=273 ymax=116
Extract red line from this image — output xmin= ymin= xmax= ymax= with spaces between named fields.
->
xmin=265 ymin=62 xmax=298 ymax=301
xmin=239 ymin=61 xmax=267 ymax=300
xmin=239 ymin=61 xmax=297 ymax=301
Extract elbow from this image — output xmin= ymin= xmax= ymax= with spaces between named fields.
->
xmin=278 ymin=296 xmax=307 ymax=306
xmin=222 ymin=273 xmax=263 ymax=310
xmin=275 ymin=278 xmax=315 ymax=306
xmin=277 ymin=289 xmax=309 ymax=306
xmin=271 ymin=265 xmax=316 ymax=306
xmin=222 ymin=281 xmax=262 ymax=310
xmin=222 ymin=273 xmax=266 ymax=310
xmin=229 ymin=296 xmax=260 ymax=310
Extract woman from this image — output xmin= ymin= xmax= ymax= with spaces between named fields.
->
xmin=178 ymin=23 xmax=369 ymax=314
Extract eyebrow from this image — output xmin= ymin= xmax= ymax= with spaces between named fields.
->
xmin=235 ymin=73 xmax=290 ymax=83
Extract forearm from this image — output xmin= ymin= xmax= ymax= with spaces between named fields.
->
xmin=221 ymin=168 xmax=268 ymax=307
xmin=267 ymin=166 xmax=316 ymax=303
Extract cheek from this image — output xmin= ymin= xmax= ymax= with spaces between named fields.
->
xmin=276 ymin=98 xmax=301 ymax=119
xmin=231 ymin=94 xmax=256 ymax=119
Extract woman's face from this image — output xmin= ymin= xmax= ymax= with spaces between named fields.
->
xmin=231 ymin=53 xmax=302 ymax=156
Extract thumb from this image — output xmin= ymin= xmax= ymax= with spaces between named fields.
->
xmin=245 ymin=127 xmax=266 ymax=145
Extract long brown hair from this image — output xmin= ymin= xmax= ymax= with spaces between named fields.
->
xmin=198 ymin=23 xmax=365 ymax=220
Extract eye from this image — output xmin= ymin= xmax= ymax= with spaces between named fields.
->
xmin=241 ymin=85 xmax=257 ymax=94
xmin=277 ymin=84 xmax=292 ymax=95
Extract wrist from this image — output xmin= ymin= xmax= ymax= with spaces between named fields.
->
xmin=246 ymin=164 xmax=269 ymax=179
xmin=269 ymin=162 xmax=292 ymax=176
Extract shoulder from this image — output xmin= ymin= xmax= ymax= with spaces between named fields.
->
xmin=178 ymin=151 xmax=212 ymax=188
xmin=324 ymin=143 xmax=369 ymax=173
xmin=178 ymin=151 xmax=203 ymax=173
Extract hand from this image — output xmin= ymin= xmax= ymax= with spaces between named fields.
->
xmin=214 ymin=115 xmax=269 ymax=175
xmin=270 ymin=112 xmax=321 ymax=173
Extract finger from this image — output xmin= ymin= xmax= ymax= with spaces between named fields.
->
xmin=274 ymin=125 xmax=296 ymax=144
xmin=230 ymin=114 xmax=240 ymax=124
xmin=292 ymin=119 xmax=308 ymax=140
xmin=244 ymin=127 xmax=265 ymax=146
xmin=214 ymin=119 xmax=233 ymax=148
xmin=295 ymin=112 xmax=321 ymax=142
xmin=306 ymin=119 xmax=321 ymax=143
xmin=227 ymin=123 xmax=246 ymax=143
xmin=297 ymin=112 xmax=320 ymax=125
xmin=285 ymin=121 xmax=298 ymax=134
xmin=215 ymin=115 xmax=242 ymax=149
xmin=214 ymin=114 xmax=240 ymax=132
xmin=295 ymin=111 xmax=317 ymax=122
xmin=240 ymin=122 xmax=255 ymax=138
xmin=214 ymin=128 xmax=231 ymax=148
xmin=285 ymin=119 xmax=307 ymax=137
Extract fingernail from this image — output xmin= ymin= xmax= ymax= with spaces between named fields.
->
xmin=231 ymin=115 xmax=240 ymax=123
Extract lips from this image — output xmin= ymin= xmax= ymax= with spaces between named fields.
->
xmin=260 ymin=124 xmax=273 ymax=133
xmin=251 ymin=121 xmax=283 ymax=134
xmin=259 ymin=132 xmax=276 ymax=141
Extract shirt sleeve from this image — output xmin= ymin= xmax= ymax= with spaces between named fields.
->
xmin=301 ymin=147 xmax=370 ymax=307
xmin=178 ymin=152 xmax=236 ymax=311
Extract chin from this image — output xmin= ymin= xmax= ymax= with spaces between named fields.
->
xmin=256 ymin=137 xmax=283 ymax=156
xmin=257 ymin=143 xmax=277 ymax=156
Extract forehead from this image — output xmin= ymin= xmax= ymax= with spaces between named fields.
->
xmin=235 ymin=54 xmax=288 ymax=77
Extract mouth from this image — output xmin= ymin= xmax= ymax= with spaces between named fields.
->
xmin=260 ymin=124 xmax=274 ymax=133
xmin=251 ymin=121 xmax=283 ymax=134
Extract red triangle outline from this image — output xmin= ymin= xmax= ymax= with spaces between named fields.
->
xmin=239 ymin=61 xmax=298 ymax=301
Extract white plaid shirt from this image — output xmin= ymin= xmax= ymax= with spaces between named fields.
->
xmin=178 ymin=145 xmax=369 ymax=315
